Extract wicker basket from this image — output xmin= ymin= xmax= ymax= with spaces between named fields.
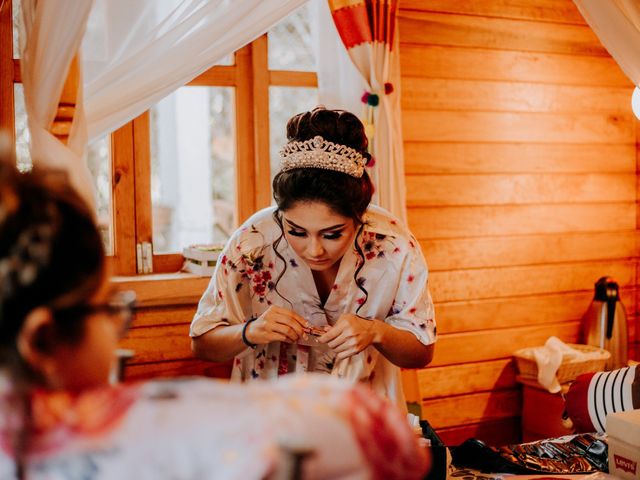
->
xmin=513 ymin=343 xmax=611 ymax=385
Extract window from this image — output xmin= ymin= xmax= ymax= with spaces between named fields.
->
xmin=1 ymin=2 xmax=318 ymax=275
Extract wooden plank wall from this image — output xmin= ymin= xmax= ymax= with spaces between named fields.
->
xmin=117 ymin=276 xmax=233 ymax=381
xmin=398 ymin=0 xmax=640 ymax=446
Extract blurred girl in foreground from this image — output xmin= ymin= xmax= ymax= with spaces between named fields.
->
xmin=0 ymin=148 xmax=428 ymax=479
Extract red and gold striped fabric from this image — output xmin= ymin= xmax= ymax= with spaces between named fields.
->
xmin=328 ymin=0 xmax=398 ymax=49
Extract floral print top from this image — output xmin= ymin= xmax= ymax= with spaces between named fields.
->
xmin=0 ymin=374 xmax=429 ymax=479
xmin=190 ymin=205 xmax=436 ymax=408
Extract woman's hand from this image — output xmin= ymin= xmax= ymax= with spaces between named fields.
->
xmin=244 ymin=306 xmax=308 ymax=345
xmin=317 ymin=314 xmax=383 ymax=362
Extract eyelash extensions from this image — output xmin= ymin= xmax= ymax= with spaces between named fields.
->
xmin=287 ymin=230 xmax=343 ymax=240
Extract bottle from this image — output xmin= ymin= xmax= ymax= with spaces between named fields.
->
xmin=581 ymin=277 xmax=628 ymax=370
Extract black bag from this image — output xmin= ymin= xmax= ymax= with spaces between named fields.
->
xmin=451 ymin=433 xmax=608 ymax=475
xmin=420 ymin=420 xmax=449 ymax=480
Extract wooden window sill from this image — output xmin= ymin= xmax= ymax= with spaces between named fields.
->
xmin=112 ymin=272 xmax=211 ymax=307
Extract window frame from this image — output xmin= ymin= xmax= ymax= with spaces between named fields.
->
xmin=0 ymin=2 xmax=318 ymax=276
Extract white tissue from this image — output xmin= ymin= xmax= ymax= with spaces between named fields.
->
xmin=531 ymin=337 xmax=586 ymax=393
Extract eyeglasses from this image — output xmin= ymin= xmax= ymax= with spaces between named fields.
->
xmin=53 ymin=290 xmax=137 ymax=339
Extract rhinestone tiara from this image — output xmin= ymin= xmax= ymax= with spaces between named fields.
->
xmin=279 ymin=135 xmax=366 ymax=178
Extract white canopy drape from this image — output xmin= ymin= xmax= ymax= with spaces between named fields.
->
xmin=573 ymin=1 xmax=640 ymax=113
xmin=19 ymin=0 xmax=308 ymax=207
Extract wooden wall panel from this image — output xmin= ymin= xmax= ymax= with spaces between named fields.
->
xmin=132 ymin=306 xmax=195 ymax=328
xmin=399 ymin=0 xmax=639 ymax=445
xmin=124 ymin=359 xmax=232 ymax=381
xmin=407 ymin=174 xmax=636 ymax=206
xmin=437 ymin=287 xmax=638 ymax=334
xmin=409 ymin=204 xmax=636 ymax=238
xmin=399 ymin=11 xmax=606 ymax=55
xmin=417 ymin=359 xmax=517 ymax=398
xmin=423 ymin=390 xmax=521 ymax=429
xmin=403 ymin=111 xmax=634 ymax=143
xmin=400 ymin=46 xmax=629 ymax=86
xmin=422 ymin=232 xmax=638 ymax=271
xmin=437 ymin=418 xmax=521 ymax=446
xmin=116 ymin=281 xmax=233 ymax=381
xmin=119 ymin=324 xmax=192 ymax=364
xmin=405 ymin=143 xmax=635 ymax=175
xmin=115 ymin=274 xmax=209 ymax=307
xmin=430 ymin=261 xmax=635 ymax=302
xmin=402 ymin=79 xmax=630 ymax=114
xmin=433 ymin=322 xmax=580 ymax=367
xmin=401 ymin=0 xmax=586 ymax=24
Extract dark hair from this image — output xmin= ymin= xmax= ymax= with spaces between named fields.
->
xmin=271 ymin=107 xmax=374 ymax=312
xmin=0 ymin=148 xmax=106 ymax=479
xmin=272 ymin=107 xmax=374 ymax=221
xmin=0 ymin=153 xmax=105 ymax=375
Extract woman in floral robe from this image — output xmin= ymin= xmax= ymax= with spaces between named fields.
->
xmin=191 ymin=108 xmax=436 ymax=409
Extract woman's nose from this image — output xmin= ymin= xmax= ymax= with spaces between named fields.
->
xmin=308 ymin=237 xmax=324 ymax=257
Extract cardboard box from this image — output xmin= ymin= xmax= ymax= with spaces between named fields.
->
xmin=607 ymin=409 xmax=640 ymax=479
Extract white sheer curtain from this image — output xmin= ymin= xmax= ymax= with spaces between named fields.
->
xmin=311 ymin=0 xmax=363 ymax=116
xmin=20 ymin=0 xmax=95 ymax=206
xmin=19 ymin=0 xmax=308 ymax=207
xmin=573 ymin=1 xmax=640 ymax=110
xmin=311 ymin=0 xmax=407 ymax=225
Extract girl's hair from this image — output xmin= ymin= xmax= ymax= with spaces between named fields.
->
xmin=0 ymin=149 xmax=105 ymax=479
xmin=0 ymin=153 xmax=105 ymax=378
xmin=271 ymin=107 xmax=374 ymax=312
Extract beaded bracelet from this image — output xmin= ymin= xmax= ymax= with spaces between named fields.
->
xmin=241 ymin=316 xmax=258 ymax=349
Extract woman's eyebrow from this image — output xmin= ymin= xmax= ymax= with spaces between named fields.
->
xmin=284 ymin=218 xmax=346 ymax=232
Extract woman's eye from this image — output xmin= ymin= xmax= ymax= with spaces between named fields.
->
xmin=287 ymin=229 xmax=307 ymax=237
xmin=323 ymin=232 xmax=343 ymax=240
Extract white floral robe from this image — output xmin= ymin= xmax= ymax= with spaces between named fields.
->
xmin=190 ymin=205 xmax=436 ymax=409
xmin=0 ymin=375 xmax=429 ymax=479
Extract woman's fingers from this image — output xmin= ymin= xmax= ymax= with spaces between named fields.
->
xmin=336 ymin=351 xmax=353 ymax=362
xmin=281 ymin=309 xmax=308 ymax=331
xmin=271 ymin=307 xmax=307 ymax=334
xmin=270 ymin=321 xmax=299 ymax=343
xmin=267 ymin=332 xmax=290 ymax=344
xmin=317 ymin=323 xmax=344 ymax=344
xmin=263 ymin=309 xmax=308 ymax=342
xmin=332 ymin=337 xmax=356 ymax=354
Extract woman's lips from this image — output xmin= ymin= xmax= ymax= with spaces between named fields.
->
xmin=307 ymin=258 xmax=329 ymax=264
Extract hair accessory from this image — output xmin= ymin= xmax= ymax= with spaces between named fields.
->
xmin=241 ymin=315 xmax=259 ymax=349
xmin=0 ymin=202 xmax=58 ymax=300
xmin=279 ymin=135 xmax=365 ymax=178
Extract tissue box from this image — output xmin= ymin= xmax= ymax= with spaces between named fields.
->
xmin=182 ymin=244 xmax=223 ymax=276
xmin=607 ymin=409 xmax=640 ymax=479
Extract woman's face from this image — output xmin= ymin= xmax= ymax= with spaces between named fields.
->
xmin=282 ymin=201 xmax=357 ymax=272
xmin=46 ymin=275 xmax=133 ymax=390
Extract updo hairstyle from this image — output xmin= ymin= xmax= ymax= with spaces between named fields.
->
xmin=272 ymin=107 xmax=374 ymax=222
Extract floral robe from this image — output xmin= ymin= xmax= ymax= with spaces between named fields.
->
xmin=0 ymin=375 xmax=429 ymax=479
xmin=190 ymin=205 xmax=436 ymax=408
